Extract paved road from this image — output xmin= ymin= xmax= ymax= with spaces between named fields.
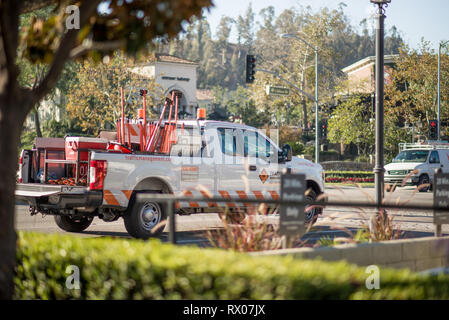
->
xmin=15 ymin=185 xmax=448 ymax=247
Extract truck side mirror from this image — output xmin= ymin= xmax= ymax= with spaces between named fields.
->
xmin=282 ymin=144 xmax=292 ymax=162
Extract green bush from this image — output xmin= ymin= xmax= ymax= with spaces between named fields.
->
xmin=14 ymin=232 xmax=449 ymax=299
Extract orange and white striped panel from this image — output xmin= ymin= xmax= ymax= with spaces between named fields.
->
xmin=123 ymin=123 xmax=149 ymax=144
xmin=102 ymin=189 xmax=280 ymax=209
xmin=176 ymin=189 xmax=280 ymax=208
xmin=103 ymin=189 xmax=132 ymax=207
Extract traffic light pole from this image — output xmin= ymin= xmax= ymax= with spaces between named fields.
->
xmin=373 ymin=1 xmax=387 ymax=210
xmin=315 ymin=48 xmax=319 ymax=164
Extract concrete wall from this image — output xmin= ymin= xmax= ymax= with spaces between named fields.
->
xmin=253 ymin=236 xmax=449 ymax=272
xmin=321 ymin=161 xmax=374 ymax=171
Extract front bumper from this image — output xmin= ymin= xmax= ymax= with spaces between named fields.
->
xmin=384 ymin=175 xmax=419 ymax=186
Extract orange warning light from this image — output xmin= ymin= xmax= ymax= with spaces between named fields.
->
xmin=197 ymin=108 xmax=206 ymax=120
xmin=138 ymin=108 xmax=145 ymax=119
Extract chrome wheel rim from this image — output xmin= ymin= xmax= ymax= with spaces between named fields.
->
xmin=140 ymin=202 xmax=162 ymax=231
xmin=305 ymin=196 xmax=317 ymax=223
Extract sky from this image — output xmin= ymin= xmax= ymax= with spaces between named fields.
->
xmin=203 ymin=0 xmax=449 ymax=50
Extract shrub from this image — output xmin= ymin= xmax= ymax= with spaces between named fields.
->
xmin=14 ymin=232 xmax=449 ymax=299
xmin=325 ymin=171 xmax=374 ymax=183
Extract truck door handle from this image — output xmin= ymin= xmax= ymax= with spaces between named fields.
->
xmin=249 ymin=165 xmax=257 ymax=171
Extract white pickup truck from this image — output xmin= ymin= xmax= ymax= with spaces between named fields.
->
xmin=16 ymin=119 xmax=325 ymax=239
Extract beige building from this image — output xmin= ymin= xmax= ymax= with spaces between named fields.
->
xmin=130 ymin=53 xmax=200 ymax=118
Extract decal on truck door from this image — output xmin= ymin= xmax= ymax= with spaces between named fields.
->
xmin=259 ymin=169 xmax=269 ymax=184
xmin=181 ymin=166 xmax=199 ymax=182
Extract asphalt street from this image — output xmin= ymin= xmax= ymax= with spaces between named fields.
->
xmin=15 ymin=185 xmax=448 ymax=247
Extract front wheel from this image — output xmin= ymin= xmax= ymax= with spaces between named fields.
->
xmin=124 ymin=194 xmax=167 ymax=239
xmin=54 ymin=215 xmax=93 ymax=232
xmin=418 ymin=175 xmax=430 ymax=192
xmin=305 ymin=189 xmax=320 ymax=226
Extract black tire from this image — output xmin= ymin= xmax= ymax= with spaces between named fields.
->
xmin=418 ymin=175 xmax=430 ymax=193
xmin=305 ymin=189 xmax=320 ymax=226
xmin=124 ymin=193 xmax=167 ymax=239
xmin=54 ymin=215 xmax=93 ymax=232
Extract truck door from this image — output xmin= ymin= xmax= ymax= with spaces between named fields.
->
xmin=440 ymin=150 xmax=449 ymax=172
xmin=429 ymin=150 xmax=443 ymax=181
xmin=241 ymin=129 xmax=284 ymax=197
xmin=216 ymin=127 xmax=283 ymax=201
xmin=216 ymin=127 xmax=246 ymax=199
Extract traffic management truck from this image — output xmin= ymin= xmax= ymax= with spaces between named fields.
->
xmin=16 ymin=116 xmax=325 ymax=239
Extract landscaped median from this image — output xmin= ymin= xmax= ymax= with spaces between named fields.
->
xmin=14 ymin=232 xmax=449 ymax=299
xmin=324 ymin=171 xmax=374 ymax=184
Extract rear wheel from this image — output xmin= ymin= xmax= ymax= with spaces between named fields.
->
xmin=54 ymin=215 xmax=93 ymax=232
xmin=124 ymin=193 xmax=166 ymax=239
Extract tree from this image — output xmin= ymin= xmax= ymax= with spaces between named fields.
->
xmin=65 ymin=54 xmax=164 ymax=135
xmin=328 ymin=94 xmax=375 ymax=157
xmin=385 ymin=41 xmax=449 ymax=137
xmin=0 ymin=0 xmax=212 ymax=299
xmin=328 ymin=83 xmax=409 ymax=161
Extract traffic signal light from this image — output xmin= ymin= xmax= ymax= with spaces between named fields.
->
xmin=246 ymin=55 xmax=256 ymax=83
xmin=320 ymin=120 xmax=328 ymax=138
xmin=139 ymin=89 xmax=148 ymax=96
xmin=429 ymin=119 xmax=438 ymax=140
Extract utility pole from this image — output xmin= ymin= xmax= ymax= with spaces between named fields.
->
xmin=438 ymin=40 xmax=449 ymax=141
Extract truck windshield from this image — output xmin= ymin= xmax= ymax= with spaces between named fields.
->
xmin=392 ymin=150 xmax=429 ymax=163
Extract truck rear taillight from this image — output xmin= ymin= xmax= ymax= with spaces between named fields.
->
xmin=89 ymin=160 xmax=107 ymax=190
xmin=18 ymin=156 xmax=23 ymax=183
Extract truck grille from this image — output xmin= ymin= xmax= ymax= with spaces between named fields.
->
xmin=388 ymin=170 xmax=408 ymax=175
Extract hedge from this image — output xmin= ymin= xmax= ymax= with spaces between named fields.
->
xmin=14 ymin=232 xmax=449 ymax=299
xmin=325 ymin=171 xmax=374 ymax=183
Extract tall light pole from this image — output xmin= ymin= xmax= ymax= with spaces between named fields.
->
xmin=438 ymin=40 xmax=449 ymax=141
xmin=371 ymin=0 xmax=391 ymax=209
xmin=280 ymin=33 xmax=319 ymax=164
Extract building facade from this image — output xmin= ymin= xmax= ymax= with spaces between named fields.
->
xmin=130 ymin=54 xmax=200 ymax=118
xmin=341 ymin=54 xmax=399 ymax=94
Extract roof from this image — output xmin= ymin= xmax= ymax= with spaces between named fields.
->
xmin=155 ymin=53 xmax=198 ymax=65
xmin=196 ymin=89 xmax=214 ymax=101
xmin=342 ymin=54 xmax=399 ymax=74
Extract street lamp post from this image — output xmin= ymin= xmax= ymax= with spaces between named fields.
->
xmin=438 ymin=40 xmax=449 ymax=141
xmin=280 ymin=33 xmax=319 ymax=164
xmin=371 ymin=0 xmax=391 ymax=209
